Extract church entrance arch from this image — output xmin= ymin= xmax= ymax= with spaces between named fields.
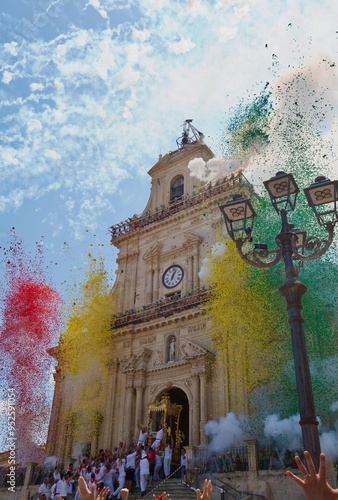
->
xmin=166 ymin=388 xmax=189 ymax=447
xmin=148 ymin=388 xmax=189 ymax=452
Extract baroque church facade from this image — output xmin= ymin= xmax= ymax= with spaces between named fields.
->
xmin=47 ymin=122 xmax=253 ymax=461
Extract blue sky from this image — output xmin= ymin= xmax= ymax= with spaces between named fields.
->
xmin=1 ymin=0 xmax=338 ymax=323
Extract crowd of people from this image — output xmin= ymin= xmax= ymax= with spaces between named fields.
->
xmin=33 ymin=451 xmax=338 ymax=500
xmin=35 ymin=423 xmax=187 ymax=500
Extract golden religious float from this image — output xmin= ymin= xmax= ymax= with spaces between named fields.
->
xmin=148 ymin=393 xmax=183 ymax=463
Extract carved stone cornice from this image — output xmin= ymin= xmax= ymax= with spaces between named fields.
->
xmin=179 ymin=339 xmax=210 ymax=360
xmin=143 ymin=243 xmax=163 ymax=261
xmin=122 ymin=348 xmax=152 ymax=373
xmin=134 ymin=371 xmax=146 ymax=389
xmin=183 ymin=232 xmax=203 ymax=248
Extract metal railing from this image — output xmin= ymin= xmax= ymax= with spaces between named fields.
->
xmin=186 ymin=468 xmax=268 ymax=500
xmin=109 ymin=172 xmax=249 ymax=241
xmin=113 ymin=288 xmax=209 ymax=328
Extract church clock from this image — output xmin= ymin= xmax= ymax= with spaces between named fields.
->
xmin=162 ymin=265 xmax=184 ymax=289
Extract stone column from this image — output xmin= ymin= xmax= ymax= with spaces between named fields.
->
xmin=117 ymin=256 xmax=127 ymax=311
xmin=24 ymin=462 xmax=37 ymax=488
xmin=124 ymin=376 xmax=134 ymax=444
xmin=102 ymin=360 xmax=118 ymax=446
xmin=199 ymin=372 xmax=207 ymax=445
xmin=193 ymin=248 xmax=200 ymax=289
xmin=46 ymin=367 xmax=62 ymax=456
xmin=135 ymin=375 xmax=146 ymax=435
xmin=190 ymin=255 xmax=194 ymax=290
xmin=156 ymin=252 xmax=162 ymax=302
xmin=129 ymin=252 xmax=139 ymax=308
xmin=192 ymin=375 xmax=200 ymax=445
xmin=245 ymin=439 xmax=258 ymax=471
xmin=150 ymin=268 xmax=154 ymax=304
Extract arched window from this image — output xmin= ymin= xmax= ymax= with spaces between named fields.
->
xmin=170 ymin=176 xmax=184 ymax=202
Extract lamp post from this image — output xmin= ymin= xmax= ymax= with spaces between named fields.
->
xmin=219 ymin=172 xmax=338 ymax=471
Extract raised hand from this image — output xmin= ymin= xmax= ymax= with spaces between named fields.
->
xmin=196 ymin=479 xmax=212 ymax=500
xmin=120 ymin=488 xmax=129 ymax=500
xmin=286 ymin=451 xmax=338 ymax=500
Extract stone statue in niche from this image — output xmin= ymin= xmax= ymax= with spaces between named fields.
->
xmin=169 ymin=336 xmax=176 ymax=362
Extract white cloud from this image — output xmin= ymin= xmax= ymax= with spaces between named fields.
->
xmin=185 ymin=0 xmax=208 ymax=17
xmin=1 ymin=149 xmax=19 ymax=165
xmin=45 ymin=149 xmax=61 ymax=160
xmin=141 ymin=0 xmax=169 ymax=11
xmin=2 ymin=71 xmax=13 ymax=84
xmin=75 ymin=32 xmax=89 ymax=47
xmin=97 ymin=108 xmax=106 ymax=119
xmin=30 ymin=83 xmax=45 ymax=92
xmin=167 ymin=38 xmax=195 ymax=55
xmin=132 ymin=28 xmax=151 ymax=42
xmin=4 ymin=42 xmax=18 ymax=56
xmin=85 ymin=0 xmax=108 ymax=19
xmin=54 ymin=79 xmax=64 ymax=91
xmin=218 ymin=26 xmax=238 ymax=42
xmin=1 ymin=0 xmax=338 ymax=244
xmin=27 ymin=119 xmax=43 ymax=133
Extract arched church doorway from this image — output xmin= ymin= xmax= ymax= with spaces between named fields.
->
xmin=161 ymin=388 xmax=189 ymax=447
xmin=158 ymin=387 xmax=189 ymax=446
xmin=148 ymin=388 xmax=189 ymax=468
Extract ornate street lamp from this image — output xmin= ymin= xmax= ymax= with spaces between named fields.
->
xmin=219 ymin=172 xmax=338 ymax=471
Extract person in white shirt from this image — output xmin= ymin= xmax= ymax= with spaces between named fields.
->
xmin=54 ymin=478 xmax=63 ymax=499
xmin=125 ymin=447 xmax=139 ymax=491
xmin=163 ymin=439 xmax=173 ymax=478
xmin=152 ymin=424 xmax=164 ymax=451
xmin=59 ymin=472 xmax=77 ymax=500
xmin=53 ymin=464 xmax=61 ymax=482
xmin=67 ymin=478 xmax=75 ymax=497
xmin=113 ymin=457 xmax=126 ymax=499
xmin=50 ymin=480 xmax=57 ymax=499
xmin=139 ymin=447 xmax=149 ymax=498
xmin=136 ymin=421 xmax=148 ymax=446
xmin=154 ymin=452 xmax=163 ymax=481
xmin=38 ymin=478 xmax=50 ymax=500
xmin=103 ymin=461 xmax=115 ymax=498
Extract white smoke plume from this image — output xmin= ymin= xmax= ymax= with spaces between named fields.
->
xmin=211 ymin=242 xmax=226 ymax=257
xmin=188 ymin=156 xmax=242 ymax=184
xmin=198 ymin=242 xmax=226 ymax=283
xmin=264 ymin=414 xmax=302 ymax=451
xmin=43 ymin=455 xmax=59 ymax=475
xmin=330 ymin=401 xmax=338 ymax=412
xmin=264 ymin=412 xmax=338 ymax=461
xmin=72 ymin=443 xmax=85 ymax=463
xmin=205 ymin=412 xmax=250 ymax=452
xmin=320 ymin=421 xmax=338 ymax=461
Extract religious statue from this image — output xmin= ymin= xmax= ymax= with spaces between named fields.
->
xmin=169 ymin=337 xmax=176 ymax=362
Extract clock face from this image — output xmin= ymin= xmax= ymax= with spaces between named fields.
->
xmin=162 ymin=265 xmax=184 ymax=289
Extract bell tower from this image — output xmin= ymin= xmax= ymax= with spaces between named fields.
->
xmin=47 ymin=121 xmax=253 ymax=460
xmin=104 ymin=121 xmax=252 ymax=449
xmin=111 ymin=120 xmax=214 ymax=313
